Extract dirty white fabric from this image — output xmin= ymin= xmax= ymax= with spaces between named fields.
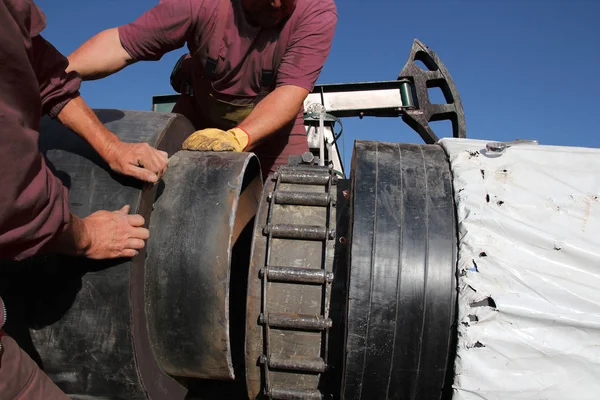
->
xmin=439 ymin=138 xmax=600 ymax=400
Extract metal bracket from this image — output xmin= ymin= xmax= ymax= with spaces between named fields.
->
xmin=485 ymin=139 xmax=540 ymax=154
xmin=399 ymin=39 xmax=467 ymax=144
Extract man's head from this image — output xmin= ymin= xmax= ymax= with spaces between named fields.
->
xmin=242 ymin=0 xmax=297 ymax=28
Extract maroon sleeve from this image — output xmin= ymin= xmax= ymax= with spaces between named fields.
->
xmin=276 ymin=7 xmax=338 ymax=92
xmin=0 ymin=141 xmax=70 ymax=262
xmin=31 ymin=35 xmax=82 ymax=118
xmin=0 ymin=0 xmax=71 ymax=261
xmin=118 ymin=0 xmax=198 ymax=61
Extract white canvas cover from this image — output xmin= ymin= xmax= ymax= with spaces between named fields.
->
xmin=439 ymin=138 xmax=600 ymax=400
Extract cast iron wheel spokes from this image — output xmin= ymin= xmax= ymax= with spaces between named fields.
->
xmin=399 ymin=39 xmax=467 ymax=143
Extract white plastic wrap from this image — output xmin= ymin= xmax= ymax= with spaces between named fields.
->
xmin=439 ymin=138 xmax=600 ymax=400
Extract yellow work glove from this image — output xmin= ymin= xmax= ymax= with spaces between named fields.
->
xmin=181 ymin=127 xmax=250 ymax=152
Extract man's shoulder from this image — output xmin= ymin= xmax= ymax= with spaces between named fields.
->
xmin=291 ymin=0 xmax=337 ymax=25
xmin=294 ymin=0 xmax=337 ymax=17
xmin=188 ymin=0 xmax=218 ymax=17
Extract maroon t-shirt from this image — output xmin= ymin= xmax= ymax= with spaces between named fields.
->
xmin=0 ymin=0 xmax=81 ymax=261
xmin=118 ymin=0 xmax=337 ymax=175
xmin=118 ymin=0 xmax=338 ymax=97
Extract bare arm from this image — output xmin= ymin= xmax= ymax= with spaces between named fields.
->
xmin=238 ymin=85 xmax=309 ymax=150
xmin=67 ymin=28 xmax=134 ymax=80
xmin=57 ymin=95 xmax=120 ymax=159
xmin=68 ymin=1 xmax=195 ymax=80
xmin=57 ymin=96 xmax=168 ymax=183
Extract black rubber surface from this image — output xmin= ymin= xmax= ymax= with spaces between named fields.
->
xmin=342 ymin=140 xmax=457 ymax=400
xmin=0 ymin=110 xmax=193 ymax=400
xmin=145 ymin=151 xmax=261 ymax=380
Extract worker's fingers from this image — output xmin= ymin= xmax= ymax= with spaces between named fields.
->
xmin=134 ymin=153 xmax=162 ymax=177
xmin=129 ymin=226 xmax=150 ymax=240
xmin=117 ymin=205 xmax=131 ymax=215
xmin=183 ymin=136 xmax=235 ymax=152
xmin=212 ymin=140 xmax=236 ymax=152
xmin=125 ymin=164 xmax=159 ymax=183
xmin=153 ymin=149 xmax=169 ymax=165
xmin=120 ymin=249 xmax=139 ymax=258
xmin=124 ymin=238 xmax=146 ymax=250
xmin=151 ymin=150 xmax=169 ymax=179
xmin=204 ymin=136 xmax=235 ymax=151
xmin=182 ymin=133 xmax=216 ymax=150
xmin=126 ymin=213 xmax=146 ymax=227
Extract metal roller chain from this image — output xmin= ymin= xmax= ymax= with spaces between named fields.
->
xmin=246 ymin=159 xmax=339 ymax=400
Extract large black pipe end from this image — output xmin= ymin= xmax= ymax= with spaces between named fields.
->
xmin=3 ymin=109 xmax=266 ymax=399
xmin=342 ymin=140 xmax=458 ymax=400
xmin=0 ymin=110 xmax=197 ymax=399
xmin=145 ymin=151 xmax=262 ymax=381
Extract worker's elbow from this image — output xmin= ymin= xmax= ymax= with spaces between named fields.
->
xmin=109 ymin=27 xmax=135 ymax=63
xmin=67 ymin=28 xmax=133 ymax=80
xmin=280 ymin=84 xmax=310 ymax=98
xmin=274 ymin=85 xmax=310 ymax=109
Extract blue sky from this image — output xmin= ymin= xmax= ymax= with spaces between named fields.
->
xmin=36 ymin=0 xmax=600 ymax=169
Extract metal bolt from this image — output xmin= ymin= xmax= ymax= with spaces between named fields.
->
xmin=339 ymin=237 xmax=347 ymax=244
xmin=343 ymin=190 xmax=349 ymax=199
xmin=267 ymin=192 xmax=273 ymax=202
xmin=263 ymin=225 xmax=271 ymax=235
xmin=301 ymin=151 xmax=315 ymax=164
xmin=328 ymin=229 xmax=336 ymax=240
xmin=326 ymin=272 xmax=335 ymax=283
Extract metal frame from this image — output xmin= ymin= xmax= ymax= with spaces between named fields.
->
xmin=303 ymin=79 xmax=415 ymax=119
xmin=150 ymin=39 xmax=466 ymax=177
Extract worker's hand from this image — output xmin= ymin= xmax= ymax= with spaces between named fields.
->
xmin=79 ymin=205 xmax=149 ymax=259
xmin=104 ymin=140 xmax=169 ymax=183
xmin=182 ymin=127 xmax=250 ymax=152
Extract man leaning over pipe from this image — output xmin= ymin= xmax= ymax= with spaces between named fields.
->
xmin=0 ymin=0 xmax=169 ymax=398
xmin=66 ymin=0 xmax=338 ymax=178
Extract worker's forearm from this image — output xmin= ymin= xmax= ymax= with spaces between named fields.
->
xmin=238 ymin=85 xmax=309 ymax=149
xmin=67 ymin=28 xmax=133 ymax=80
xmin=57 ymin=95 xmax=119 ymax=161
xmin=47 ymin=213 xmax=91 ymax=257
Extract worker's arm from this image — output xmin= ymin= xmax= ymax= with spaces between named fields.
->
xmin=241 ymin=7 xmax=338 ymax=148
xmin=66 ymin=28 xmax=134 ymax=80
xmin=0 ymin=3 xmax=150 ymax=261
xmin=238 ymin=85 xmax=309 ymax=150
xmin=183 ymin=85 xmax=307 ymax=152
xmin=67 ymin=0 xmax=195 ymax=80
xmin=31 ymin=35 xmax=167 ymax=182
xmin=56 ymin=97 xmax=168 ymax=183
xmin=30 ymin=31 xmax=154 ymax=259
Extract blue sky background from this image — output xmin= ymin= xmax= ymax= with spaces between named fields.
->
xmin=36 ymin=0 xmax=600 ymax=170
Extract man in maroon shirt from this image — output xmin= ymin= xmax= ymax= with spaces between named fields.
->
xmin=67 ymin=0 xmax=338 ymax=177
xmin=1 ymin=0 xmax=170 ymax=397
